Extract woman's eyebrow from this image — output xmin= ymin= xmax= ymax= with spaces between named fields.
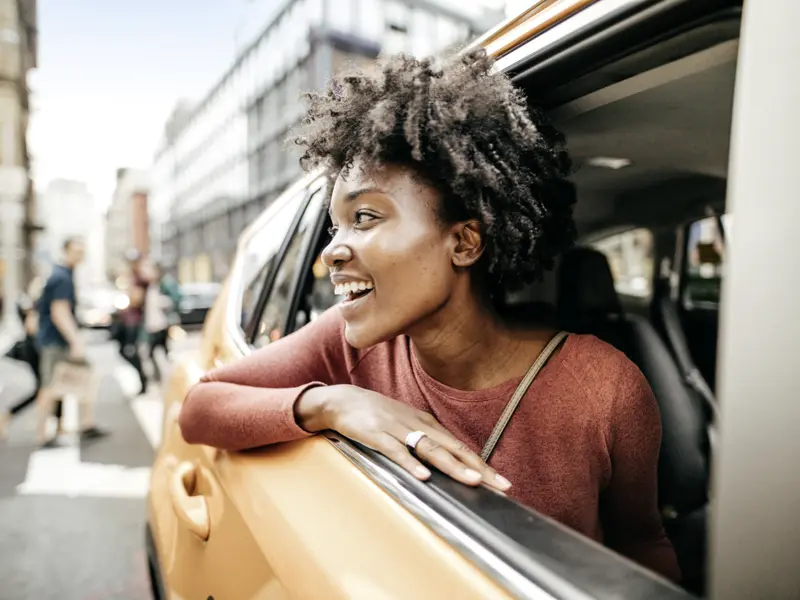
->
xmin=346 ymin=186 xmax=383 ymax=201
xmin=329 ymin=186 xmax=388 ymax=218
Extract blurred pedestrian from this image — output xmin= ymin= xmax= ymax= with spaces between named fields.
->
xmin=33 ymin=238 xmax=107 ymax=445
xmin=3 ymin=278 xmax=45 ymax=415
xmin=144 ymin=263 xmax=181 ymax=382
xmin=117 ymin=250 xmax=153 ymax=394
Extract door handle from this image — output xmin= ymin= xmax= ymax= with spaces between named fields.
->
xmin=170 ymin=461 xmax=210 ymax=541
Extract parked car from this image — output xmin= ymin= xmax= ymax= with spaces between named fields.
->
xmin=146 ymin=2 xmax=798 ymax=599
xmin=177 ymin=283 xmax=221 ymax=327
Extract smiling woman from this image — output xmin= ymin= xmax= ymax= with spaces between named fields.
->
xmin=178 ymin=48 xmax=680 ymax=582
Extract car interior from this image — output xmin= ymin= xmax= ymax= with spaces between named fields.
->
xmin=250 ymin=3 xmax=743 ymax=597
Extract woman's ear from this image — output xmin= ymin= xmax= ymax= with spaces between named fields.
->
xmin=451 ymin=220 xmax=484 ymax=268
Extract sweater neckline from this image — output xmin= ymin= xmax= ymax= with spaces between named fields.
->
xmin=407 ymin=333 xmax=574 ymax=403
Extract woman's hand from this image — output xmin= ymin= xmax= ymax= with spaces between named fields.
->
xmin=296 ymin=385 xmax=511 ymax=492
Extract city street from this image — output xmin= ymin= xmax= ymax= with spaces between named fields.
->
xmin=0 ymin=329 xmax=199 ymax=600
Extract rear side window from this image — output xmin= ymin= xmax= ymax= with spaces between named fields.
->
xmin=238 ymin=191 xmax=305 ymax=333
xmin=253 ymin=188 xmax=326 ymax=348
xmin=683 ymin=215 xmax=730 ymax=309
xmin=590 ymin=228 xmax=654 ymax=299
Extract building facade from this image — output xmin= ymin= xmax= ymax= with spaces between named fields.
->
xmin=105 ymin=168 xmax=150 ymax=281
xmin=0 ymin=0 xmax=36 ymax=324
xmin=153 ymin=0 xmax=499 ymax=284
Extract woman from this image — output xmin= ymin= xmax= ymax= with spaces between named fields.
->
xmin=179 ymin=50 xmax=680 ymax=581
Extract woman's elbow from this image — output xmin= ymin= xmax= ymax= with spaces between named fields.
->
xmin=178 ymin=386 xmax=207 ymax=445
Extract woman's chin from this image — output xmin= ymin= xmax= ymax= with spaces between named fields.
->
xmin=343 ymin=319 xmax=392 ymax=349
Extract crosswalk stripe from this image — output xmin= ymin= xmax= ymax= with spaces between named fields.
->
xmin=111 ymin=362 xmax=164 ymax=450
xmin=131 ymin=395 xmax=162 ymax=449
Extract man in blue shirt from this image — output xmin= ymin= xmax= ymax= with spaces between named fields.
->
xmin=35 ymin=237 xmax=106 ymax=444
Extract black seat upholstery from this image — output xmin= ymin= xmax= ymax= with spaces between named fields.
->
xmin=557 ymin=247 xmax=710 ymax=593
xmin=651 ymin=276 xmax=720 ymax=435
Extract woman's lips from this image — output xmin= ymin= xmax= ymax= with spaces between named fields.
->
xmin=338 ymin=287 xmax=374 ymax=317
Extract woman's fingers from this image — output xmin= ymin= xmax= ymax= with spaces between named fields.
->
xmin=423 ymin=429 xmax=512 ymax=491
xmin=373 ymin=432 xmax=432 ymax=481
xmin=387 ymin=421 xmax=506 ymax=489
xmin=413 ymin=434 xmax=485 ymax=487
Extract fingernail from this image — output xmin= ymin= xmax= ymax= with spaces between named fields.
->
xmin=464 ymin=469 xmax=482 ymax=481
xmin=495 ymin=474 xmax=512 ymax=489
xmin=415 ymin=466 xmax=431 ymax=479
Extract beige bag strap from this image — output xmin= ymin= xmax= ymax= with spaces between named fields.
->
xmin=480 ymin=331 xmax=569 ymax=462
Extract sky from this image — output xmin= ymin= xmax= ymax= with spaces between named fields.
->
xmin=27 ymin=0 xmax=511 ymax=212
xmin=27 ymin=0 xmax=280 ymax=209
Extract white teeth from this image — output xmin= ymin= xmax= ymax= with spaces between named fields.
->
xmin=333 ymin=281 xmax=374 ymax=296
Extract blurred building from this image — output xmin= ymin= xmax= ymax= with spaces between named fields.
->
xmin=0 ymin=0 xmax=37 ymax=325
xmin=105 ymin=168 xmax=150 ymax=281
xmin=148 ymin=99 xmax=192 ymax=266
xmin=152 ymin=0 xmax=500 ymax=284
xmin=37 ymin=178 xmax=106 ymax=289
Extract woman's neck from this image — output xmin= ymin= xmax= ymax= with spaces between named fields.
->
xmin=409 ymin=295 xmax=554 ymax=391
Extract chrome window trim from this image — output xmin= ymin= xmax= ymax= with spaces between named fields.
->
xmin=325 ymin=434 xmax=692 ymax=600
xmin=326 ymin=433 xmax=564 ymax=600
xmin=495 ymin=0 xmax=656 ymax=73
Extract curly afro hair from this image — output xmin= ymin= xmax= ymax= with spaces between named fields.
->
xmin=294 ymin=48 xmax=577 ymax=292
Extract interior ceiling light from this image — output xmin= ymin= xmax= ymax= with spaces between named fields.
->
xmin=586 ymin=157 xmax=633 ymax=170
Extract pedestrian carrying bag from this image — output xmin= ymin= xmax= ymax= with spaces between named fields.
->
xmin=49 ymin=356 xmax=93 ymax=399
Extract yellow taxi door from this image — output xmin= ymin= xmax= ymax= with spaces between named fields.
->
xmin=148 ymin=184 xmax=315 ymax=600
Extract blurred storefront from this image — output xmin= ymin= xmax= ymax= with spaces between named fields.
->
xmin=0 ymin=0 xmax=37 ymax=331
xmin=151 ymin=0 xmax=499 ymax=285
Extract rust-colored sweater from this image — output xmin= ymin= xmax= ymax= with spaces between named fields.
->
xmin=179 ymin=307 xmax=680 ymax=582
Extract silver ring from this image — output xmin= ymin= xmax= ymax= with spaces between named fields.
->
xmin=405 ymin=430 xmax=427 ymax=452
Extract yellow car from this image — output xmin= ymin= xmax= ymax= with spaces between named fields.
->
xmin=146 ymin=1 xmax=799 ymax=598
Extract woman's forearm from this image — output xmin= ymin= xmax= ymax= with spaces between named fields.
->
xmin=179 ymin=381 xmax=320 ymax=451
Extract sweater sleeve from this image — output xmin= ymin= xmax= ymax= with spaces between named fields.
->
xmin=601 ymin=362 xmax=683 ymax=584
xmin=178 ymin=307 xmax=352 ymax=451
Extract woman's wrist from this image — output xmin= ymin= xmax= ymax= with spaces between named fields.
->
xmin=294 ymin=385 xmax=340 ymax=433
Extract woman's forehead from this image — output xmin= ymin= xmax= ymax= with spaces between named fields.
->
xmin=333 ymin=163 xmax=433 ymax=200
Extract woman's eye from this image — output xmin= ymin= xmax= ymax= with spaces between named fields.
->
xmin=327 ymin=225 xmax=338 ymax=238
xmin=354 ymin=211 xmax=376 ymax=226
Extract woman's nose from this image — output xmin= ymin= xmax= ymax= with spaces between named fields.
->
xmin=321 ymin=238 xmax=353 ymax=268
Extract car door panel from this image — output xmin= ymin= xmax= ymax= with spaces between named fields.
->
xmin=208 ymin=437 xmax=511 ymax=600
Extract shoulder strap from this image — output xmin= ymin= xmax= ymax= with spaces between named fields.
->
xmin=480 ymin=331 xmax=569 ymax=462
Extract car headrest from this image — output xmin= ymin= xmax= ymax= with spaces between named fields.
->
xmin=557 ymin=247 xmax=622 ymax=322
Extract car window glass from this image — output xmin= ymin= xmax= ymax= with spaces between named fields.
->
xmin=238 ymin=190 xmax=305 ymax=332
xmin=683 ymin=214 xmax=730 ymax=309
xmin=291 ymin=214 xmax=340 ymax=332
xmin=590 ymin=228 xmax=654 ymax=299
xmin=253 ymin=188 xmax=326 ymax=348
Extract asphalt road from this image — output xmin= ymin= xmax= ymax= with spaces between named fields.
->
xmin=0 ymin=329 xmax=199 ymax=600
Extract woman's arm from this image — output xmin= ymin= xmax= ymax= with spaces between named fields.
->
xmin=178 ymin=308 xmax=354 ymax=451
xmin=602 ymin=365 xmax=682 ymax=583
xmin=178 ymin=307 xmax=508 ymax=492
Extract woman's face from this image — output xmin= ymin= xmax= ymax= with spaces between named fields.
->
xmin=323 ymin=163 xmax=477 ymax=348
